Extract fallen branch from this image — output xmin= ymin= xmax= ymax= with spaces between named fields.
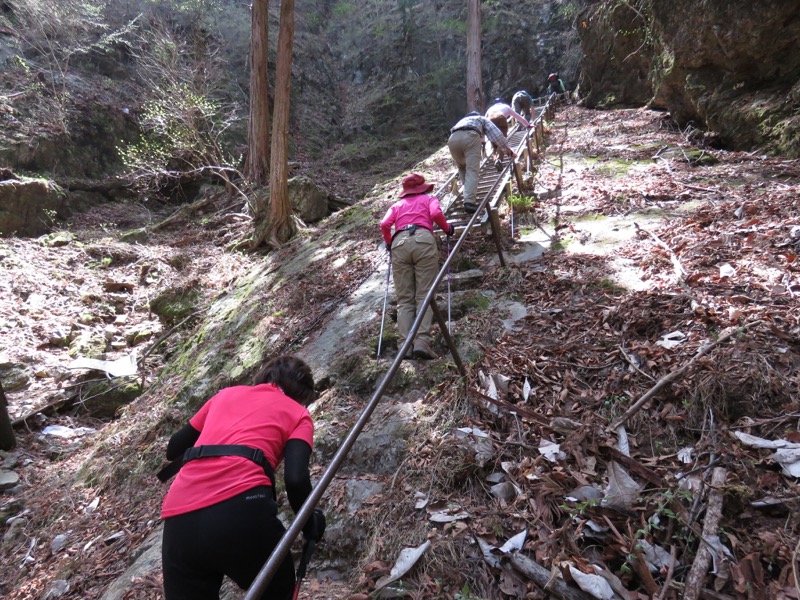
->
xmin=656 ymin=545 xmax=677 ymax=600
xmin=632 ymin=546 xmax=660 ymax=597
xmin=681 ymin=182 xmax=720 ymax=194
xmin=508 ymin=553 xmax=594 ymax=600
xmin=609 ymin=323 xmax=758 ymax=429
xmin=151 ymin=195 xmax=215 ymax=232
xmin=618 ymin=345 xmax=656 ymax=381
xmin=469 ymin=388 xmax=551 ymax=427
xmin=634 ymin=222 xmax=687 ymax=282
xmin=600 ymin=444 xmax=664 ymax=488
xmin=684 ymin=467 xmax=728 ymax=600
xmin=669 ymin=581 xmax=736 ymax=600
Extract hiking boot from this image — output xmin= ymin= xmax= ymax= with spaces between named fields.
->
xmin=463 ymin=201 xmax=479 ymax=213
xmin=494 ymin=159 xmax=503 ymax=172
xmin=413 ymin=339 xmax=437 ymax=360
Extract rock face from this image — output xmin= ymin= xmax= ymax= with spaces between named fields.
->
xmin=578 ymin=0 xmax=800 ymax=155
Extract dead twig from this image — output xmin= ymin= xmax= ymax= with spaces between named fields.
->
xmin=469 ymin=388 xmax=551 ymax=427
xmin=634 ymin=222 xmax=687 ymax=282
xmin=684 ymin=467 xmax=728 ymax=600
xmin=618 ymin=345 xmax=656 ymax=381
xmin=508 ymin=553 xmax=594 ymax=600
xmin=609 ymin=323 xmax=759 ymax=430
xmin=656 ymin=545 xmax=677 ymax=600
xmin=632 ymin=546 xmax=660 ymax=597
xmin=794 ymin=534 xmax=800 ymax=600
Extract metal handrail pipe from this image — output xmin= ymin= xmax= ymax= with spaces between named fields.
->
xmin=245 ymin=94 xmax=559 ymax=598
xmin=245 ymin=184 xmax=494 ymax=600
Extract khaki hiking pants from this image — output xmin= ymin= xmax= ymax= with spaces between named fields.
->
xmin=390 ymin=228 xmax=438 ymax=347
xmin=447 ymin=129 xmax=483 ymax=206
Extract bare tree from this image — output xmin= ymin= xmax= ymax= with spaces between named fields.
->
xmin=245 ymin=0 xmax=270 ymax=186
xmin=466 ymin=0 xmax=485 ymax=113
xmin=252 ymin=0 xmax=297 ymax=248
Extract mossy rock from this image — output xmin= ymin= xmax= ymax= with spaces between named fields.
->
xmin=149 ymin=287 xmax=200 ymax=324
xmin=75 ymin=378 xmax=142 ymax=420
xmin=38 ymin=232 xmax=74 ymax=247
xmin=684 ymin=148 xmax=719 ymax=166
xmin=68 ymin=330 xmax=108 ymax=359
xmin=119 ymin=228 xmax=150 ymax=243
xmin=331 ymin=352 xmax=415 ymax=396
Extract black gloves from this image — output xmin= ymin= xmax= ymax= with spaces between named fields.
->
xmin=385 ymin=241 xmax=391 ymax=252
xmin=303 ymin=508 xmax=326 ymax=542
xmin=446 ymin=223 xmax=455 ymax=237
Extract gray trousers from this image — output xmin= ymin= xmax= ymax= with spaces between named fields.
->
xmin=390 ymin=228 xmax=438 ymax=346
xmin=447 ymin=129 xmax=483 ymax=206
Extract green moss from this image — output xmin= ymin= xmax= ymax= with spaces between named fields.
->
xmin=597 ymin=94 xmax=618 ymax=108
xmin=593 ymin=159 xmax=635 ymax=176
xmin=683 ymin=149 xmax=718 ymax=166
xmin=78 ymin=379 xmax=143 ymax=419
xmin=149 ymin=287 xmax=200 ymax=324
xmin=68 ymin=330 xmax=107 ymax=358
xmin=461 ymin=294 xmax=491 ymax=312
xmin=574 ymin=212 xmax=607 ymax=222
xmin=451 ymin=256 xmax=479 ymax=271
xmin=551 ymin=236 xmax=574 ymax=251
xmin=590 ymin=277 xmax=627 ymax=295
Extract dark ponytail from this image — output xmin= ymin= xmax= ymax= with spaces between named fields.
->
xmin=253 ymin=355 xmax=316 ymax=405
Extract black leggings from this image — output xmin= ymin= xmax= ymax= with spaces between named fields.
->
xmin=162 ymin=486 xmax=294 ymax=600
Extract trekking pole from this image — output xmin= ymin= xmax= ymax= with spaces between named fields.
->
xmin=376 ymin=251 xmax=392 ymax=359
xmin=510 ymin=201 xmax=515 ymax=240
xmin=291 ymin=539 xmax=316 ymax=600
xmin=446 ymin=236 xmax=452 ymax=334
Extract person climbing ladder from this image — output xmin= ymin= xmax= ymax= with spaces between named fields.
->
xmin=380 ymin=173 xmax=454 ymax=360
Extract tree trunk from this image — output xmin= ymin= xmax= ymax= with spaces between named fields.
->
xmin=0 ymin=381 xmax=16 ymax=451
xmin=466 ymin=0 xmax=485 ymax=113
xmin=245 ymin=0 xmax=270 ymax=186
xmin=260 ymin=0 xmax=297 ymax=247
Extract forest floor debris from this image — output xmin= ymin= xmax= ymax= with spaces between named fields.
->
xmin=1 ymin=105 xmax=799 ymax=599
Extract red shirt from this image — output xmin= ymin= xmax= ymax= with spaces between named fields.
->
xmin=161 ymin=383 xmax=314 ymax=518
xmin=380 ymin=193 xmax=450 ymax=245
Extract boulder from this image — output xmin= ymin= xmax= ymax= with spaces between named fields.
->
xmin=0 ymin=179 xmax=66 ymax=237
xmin=288 ymin=176 xmax=331 ymax=223
xmin=73 ymin=379 xmax=142 ymax=420
xmin=0 ymin=361 xmax=30 ymax=392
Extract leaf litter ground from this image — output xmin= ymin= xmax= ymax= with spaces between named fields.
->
xmin=1 ymin=105 xmax=799 ymax=599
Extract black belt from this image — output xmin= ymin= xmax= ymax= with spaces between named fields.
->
xmin=157 ymin=444 xmax=277 ymax=499
xmin=450 ymin=126 xmax=481 ymax=135
xmin=398 ymin=224 xmax=430 ymax=234
xmin=392 ymin=223 xmax=431 ymax=242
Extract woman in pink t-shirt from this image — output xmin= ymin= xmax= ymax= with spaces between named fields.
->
xmin=160 ymin=355 xmax=325 ymax=600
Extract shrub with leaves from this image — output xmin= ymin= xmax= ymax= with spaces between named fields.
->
xmin=118 ymin=21 xmax=241 ymax=192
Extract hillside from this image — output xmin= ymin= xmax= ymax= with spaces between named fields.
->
xmin=1 ymin=0 xmax=800 ymax=598
xmin=2 ymin=104 xmax=799 ymax=599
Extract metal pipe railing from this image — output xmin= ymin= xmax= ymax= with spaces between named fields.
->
xmin=244 ymin=94 xmax=560 ymax=599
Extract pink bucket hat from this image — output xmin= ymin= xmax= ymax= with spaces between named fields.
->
xmin=399 ymin=173 xmax=434 ymax=197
